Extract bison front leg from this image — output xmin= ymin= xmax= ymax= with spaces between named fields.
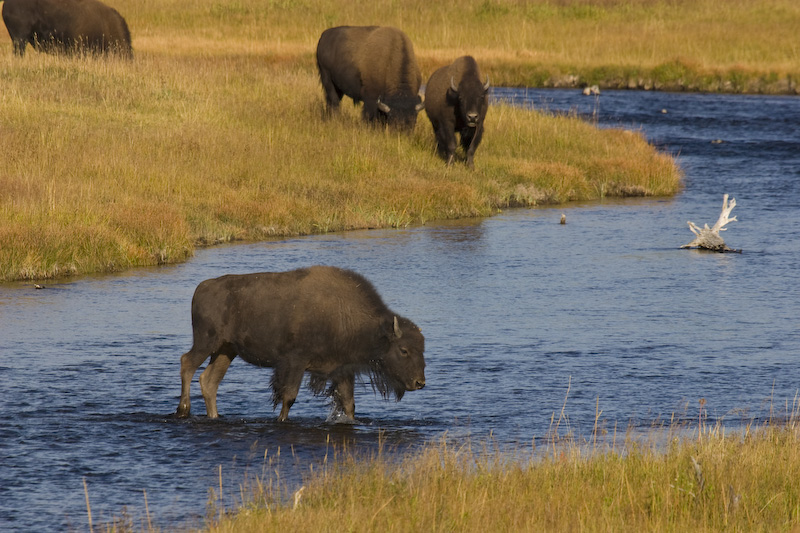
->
xmin=462 ymin=125 xmax=483 ymax=170
xmin=271 ymin=361 xmax=306 ymax=422
xmin=177 ymin=347 xmax=211 ymax=417
xmin=434 ymin=125 xmax=457 ymax=166
xmin=199 ymin=351 xmax=235 ymax=418
xmin=332 ymin=374 xmax=356 ymax=421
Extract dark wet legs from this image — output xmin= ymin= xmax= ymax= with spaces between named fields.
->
xmin=272 ymin=362 xmax=306 ymax=422
xmin=333 ymin=375 xmax=356 ymax=420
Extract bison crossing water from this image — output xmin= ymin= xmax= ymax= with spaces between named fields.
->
xmin=176 ymin=266 xmax=426 ymax=422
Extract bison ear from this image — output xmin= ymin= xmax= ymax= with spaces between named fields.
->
xmin=393 ymin=316 xmax=403 ymax=339
xmin=377 ymin=99 xmax=391 ymax=114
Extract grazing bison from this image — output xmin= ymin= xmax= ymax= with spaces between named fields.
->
xmin=424 ymin=56 xmax=490 ymax=168
xmin=176 ymin=266 xmax=426 ymax=422
xmin=2 ymin=0 xmax=132 ymax=58
xmin=316 ymin=25 xmax=424 ymax=130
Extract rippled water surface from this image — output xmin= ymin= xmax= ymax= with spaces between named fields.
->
xmin=2 ymin=89 xmax=799 ymax=530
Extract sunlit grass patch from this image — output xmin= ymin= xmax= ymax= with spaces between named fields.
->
xmin=0 ymin=51 xmax=681 ymax=280
xmin=203 ymin=410 xmax=800 ymax=532
xmin=0 ymin=1 xmax=708 ymax=281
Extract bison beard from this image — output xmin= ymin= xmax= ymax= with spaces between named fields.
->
xmin=306 ymin=364 xmax=407 ymax=402
xmin=176 ymin=266 xmax=426 ymax=422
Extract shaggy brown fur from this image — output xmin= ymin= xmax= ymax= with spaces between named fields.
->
xmin=2 ymin=0 xmax=132 ymax=58
xmin=176 ymin=266 xmax=426 ymax=422
xmin=316 ymin=25 xmax=424 ymax=130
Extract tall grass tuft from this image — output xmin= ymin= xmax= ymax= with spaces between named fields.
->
xmin=205 ymin=410 xmax=800 ymax=532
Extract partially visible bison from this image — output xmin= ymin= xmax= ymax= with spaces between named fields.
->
xmin=424 ymin=56 xmax=490 ymax=168
xmin=176 ymin=266 xmax=426 ymax=422
xmin=2 ymin=0 xmax=132 ymax=58
xmin=316 ymin=25 xmax=424 ymax=130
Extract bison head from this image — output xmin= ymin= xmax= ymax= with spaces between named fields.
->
xmin=376 ymin=95 xmax=425 ymax=131
xmin=371 ymin=315 xmax=426 ymax=400
xmin=449 ymin=75 xmax=490 ymax=128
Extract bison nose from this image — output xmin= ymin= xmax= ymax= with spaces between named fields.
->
xmin=466 ymin=113 xmax=479 ymax=126
xmin=414 ymin=379 xmax=426 ymax=390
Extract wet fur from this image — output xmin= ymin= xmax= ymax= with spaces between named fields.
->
xmin=177 ymin=266 xmax=425 ymax=421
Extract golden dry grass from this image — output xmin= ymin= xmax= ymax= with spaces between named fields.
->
xmin=203 ymin=419 xmax=800 ymax=533
xmin=0 ymin=54 xmax=680 ymax=280
xmin=15 ymin=0 xmax=800 ymax=279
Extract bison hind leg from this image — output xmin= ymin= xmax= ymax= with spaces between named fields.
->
xmin=177 ymin=346 xmax=213 ymax=417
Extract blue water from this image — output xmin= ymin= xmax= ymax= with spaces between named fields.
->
xmin=1 ymin=89 xmax=799 ymax=530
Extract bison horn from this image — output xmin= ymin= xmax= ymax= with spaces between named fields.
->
xmin=393 ymin=316 xmax=402 ymax=339
xmin=450 ymin=76 xmax=458 ymax=93
xmin=483 ymin=75 xmax=491 ymax=91
xmin=415 ymin=101 xmax=425 ymax=112
xmin=377 ymin=99 xmax=391 ymax=113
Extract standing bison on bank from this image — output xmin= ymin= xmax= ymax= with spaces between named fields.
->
xmin=425 ymin=56 xmax=490 ymax=168
xmin=2 ymin=0 xmax=132 ymax=58
xmin=176 ymin=266 xmax=426 ymax=422
xmin=316 ymin=25 xmax=424 ymax=130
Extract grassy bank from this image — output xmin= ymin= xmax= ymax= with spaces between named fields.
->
xmin=18 ymin=0 xmax=800 ymax=279
xmin=196 ymin=419 xmax=800 ymax=532
xmin=0 ymin=51 xmax=679 ymax=281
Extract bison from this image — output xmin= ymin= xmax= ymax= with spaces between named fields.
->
xmin=2 ymin=0 xmax=132 ymax=58
xmin=316 ymin=25 xmax=424 ymax=130
xmin=424 ymin=56 xmax=490 ymax=168
xmin=176 ymin=266 xmax=426 ymax=422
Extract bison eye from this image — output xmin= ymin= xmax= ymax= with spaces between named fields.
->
xmin=400 ymin=347 xmax=409 ymax=357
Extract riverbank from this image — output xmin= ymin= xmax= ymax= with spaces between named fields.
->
xmin=196 ymin=418 xmax=800 ymax=532
xmin=0 ymin=60 xmax=680 ymax=282
xmin=4 ymin=0 xmax=797 ymax=281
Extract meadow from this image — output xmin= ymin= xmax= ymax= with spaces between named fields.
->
xmin=2 ymin=0 xmax=799 ymax=280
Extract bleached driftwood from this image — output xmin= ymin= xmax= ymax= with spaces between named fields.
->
xmin=681 ymin=194 xmax=740 ymax=252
